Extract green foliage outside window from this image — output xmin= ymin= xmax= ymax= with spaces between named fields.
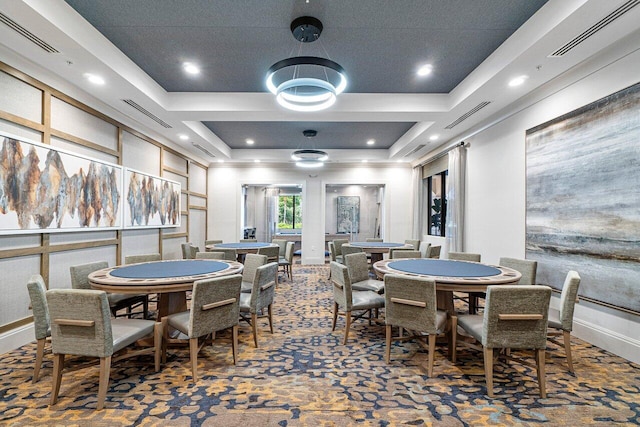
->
xmin=278 ymin=195 xmax=302 ymax=229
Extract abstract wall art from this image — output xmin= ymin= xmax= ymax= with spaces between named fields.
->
xmin=0 ymin=132 xmax=122 ymax=234
xmin=526 ymin=82 xmax=640 ymax=313
xmin=337 ymin=195 xmax=360 ymax=234
xmin=124 ymin=168 xmax=181 ymax=228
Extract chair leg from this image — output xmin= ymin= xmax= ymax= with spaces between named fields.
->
xmin=450 ymin=316 xmax=458 ymax=363
xmin=50 ymin=353 xmax=65 ymax=406
xmin=563 ymin=330 xmax=574 ymax=373
xmin=232 ymin=325 xmax=238 ymax=365
xmin=483 ymin=347 xmax=494 ymax=398
xmin=160 ymin=317 xmax=169 ymax=364
xmin=537 ymin=348 xmax=547 ymax=398
xmin=385 ymin=325 xmax=392 ymax=363
xmin=469 ymin=295 xmax=477 ymax=315
xmin=251 ymin=313 xmax=259 ymax=348
xmin=97 ymin=356 xmax=111 ymax=410
xmin=143 ymin=296 xmax=149 ymax=320
xmin=343 ymin=311 xmax=351 ymax=345
xmin=331 ymin=302 xmax=338 ymax=331
xmin=427 ymin=334 xmax=436 ymax=378
xmin=33 ymin=338 xmax=46 ymax=383
xmin=267 ymin=304 xmax=274 ymax=334
xmin=189 ymin=337 xmax=199 ymax=383
xmin=153 ymin=322 xmax=162 ymax=372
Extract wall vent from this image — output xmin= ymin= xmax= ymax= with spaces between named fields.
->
xmin=121 ymin=99 xmax=172 ymax=128
xmin=192 ymin=142 xmax=216 ymax=158
xmin=404 ymin=144 xmax=426 ymax=157
xmin=0 ymin=12 xmax=59 ymax=53
xmin=445 ymin=101 xmax=491 ymax=129
xmin=549 ymin=0 xmax=640 ymax=57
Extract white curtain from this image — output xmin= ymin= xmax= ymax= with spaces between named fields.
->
xmin=264 ymin=187 xmax=279 ymax=242
xmin=411 ymin=166 xmax=423 ymax=239
xmin=446 ymin=145 xmax=466 ymax=252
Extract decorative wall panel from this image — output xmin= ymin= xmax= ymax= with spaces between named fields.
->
xmin=337 ymin=195 xmax=360 ymax=234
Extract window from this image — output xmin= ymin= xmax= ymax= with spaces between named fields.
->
xmin=426 ymin=171 xmax=447 ymax=236
xmin=278 ymin=195 xmax=302 ymax=230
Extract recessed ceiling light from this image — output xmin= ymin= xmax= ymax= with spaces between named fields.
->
xmin=417 ymin=64 xmax=433 ymax=77
xmin=254 ymin=159 xmax=261 ymax=163
xmin=397 ymin=159 xmax=404 ymax=163
xmin=361 ymin=159 xmax=368 ymax=163
xmin=246 ymin=139 xmax=255 ymax=145
xmin=218 ymin=159 xmax=224 ymax=163
xmin=84 ymin=73 xmax=105 ymax=85
xmin=429 ymin=134 xmax=439 ymax=141
xmin=183 ymin=62 xmax=200 ymax=75
xmin=178 ymin=134 xmax=189 ymax=141
xmin=366 ymin=139 xmax=375 ymax=146
xmin=508 ymin=75 xmax=529 ymax=87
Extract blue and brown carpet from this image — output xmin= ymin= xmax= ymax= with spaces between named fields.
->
xmin=1 ymin=265 xmax=639 ymax=426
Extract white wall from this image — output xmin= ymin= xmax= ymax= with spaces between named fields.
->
xmin=463 ymin=35 xmax=640 ymax=363
xmin=208 ymin=164 xmax=412 ymax=265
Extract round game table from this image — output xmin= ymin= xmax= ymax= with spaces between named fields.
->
xmin=89 ymin=259 xmax=243 ymax=318
xmin=205 ymin=242 xmax=278 ymax=262
xmin=343 ymin=242 xmax=413 ymax=263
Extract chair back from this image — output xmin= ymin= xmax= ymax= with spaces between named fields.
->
xmin=392 ymin=250 xmax=421 ymax=259
xmin=70 ymin=261 xmax=109 ymax=290
xmin=271 ymin=239 xmax=287 ymax=257
xmin=214 ymin=247 xmax=238 ymax=261
xmin=181 ymin=243 xmax=199 ymax=259
xmin=205 ymin=239 xmax=223 ymax=246
xmin=426 ymin=245 xmax=441 ymax=259
xmin=328 ymin=241 xmax=337 ymax=262
xmin=448 ymin=252 xmax=481 ymax=262
xmin=243 ymin=254 xmax=268 ymax=284
xmin=188 ymin=274 xmax=242 ymax=338
xmin=240 ymin=239 xmax=257 ymax=243
xmin=196 ymin=251 xmax=225 ymax=260
xmin=384 ymin=274 xmax=439 ymax=334
xmin=284 ymin=241 xmax=295 ymax=263
xmin=27 ymin=275 xmax=50 ymax=340
xmin=344 ymin=252 xmax=369 ymax=283
xmin=333 ymin=239 xmax=349 ymax=256
xmin=47 ymin=289 xmax=114 ymax=358
xmin=404 ymin=239 xmax=420 ymax=251
xmin=558 ymin=271 xmax=581 ymax=331
xmin=419 ymin=242 xmax=431 ymax=258
xmin=499 ymin=257 xmax=537 ymax=285
xmin=483 ymin=285 xmax=551 ymax=350
xmin=341 ymin=245 xmax=363 ymax=257
xmin=248 ymin=262 xmax=278 ymax=313
xmin=330 ymin=261 xmax=353 ymax=311
xmin=124 ymin=253 xmax=161 ymax=264
xmin=366 ymin=238 xmax=383 ymax=242
xmin=257 ymin=245 xmax=279 ymax=262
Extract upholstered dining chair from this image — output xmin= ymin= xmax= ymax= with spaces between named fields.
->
xmin=425 ymin=245 xmax=441 ymax=259
xmin=383 ymin=274 xmax=447 ymax=377
xmin=366 ymin=238 xmax=383 ymax=242
xmin=448 ymin=252 xmax=481 ymax=262
xmin=330 ymin=261 xmax=385 ymax=345
xmin=278 ymin=241 xmax=295 ymax=280
xmin=161 ymin=274 xmax=242 ymax=383
xmin=391 ymin=250 xmax=422 ymax=259
xmin=333 ymin=239 xmax=349 ymax=260
xmin=241 ymin=254 xmax=268 ymax=293
xmin=211 ymin=247 xmax=238 ymax=261
xmin=204 ymin=239 xmax=223 ymax=246
xmin=124 ymin=253 xmax=161 ymax=264
xmin=271 ymin=239 xmax=287 ymax=258
xmin=448 ymin=252 xmax=482 ymax=313
xmin=239 ymin=262 xmax=278 ymax=348
xmin=196 ymin=251 xmax=225 ymax=260
xmin=419 ymin=243 xmax=432 ymax=258
xmin=257 ymin=245 xmax=279 ymax=264
xmin=404 ymin=239 xmax=421 ymax=251
xmin=240 ymin=238 xmax=258 ymax=243
xmin=327 ymin=242 xmax=340 ymax=280
xmin=27 ymin=274 xmax=50 ymax=383
xmin=70 ymin=262 xmax=149 ymax=319
xmin=344 ymin=252 xmax=384 ymax=294
xmin=452 ymin=285 xmax=552 ymax=398
xmin=547 ymin=270 xmax=581 ymax=373
xmin=499 ymin=257 xmax=538 ymax=286
xmin=181 ymin=242 xmax=200 ymax=259
xmin=341 ymin=244 xmax=364 ymax=258
xmin=46 ymin=289 xmax=161 ymax=410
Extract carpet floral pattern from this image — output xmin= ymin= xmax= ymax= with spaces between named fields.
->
xmin=1 ymin=265 xmax=639 ymax=426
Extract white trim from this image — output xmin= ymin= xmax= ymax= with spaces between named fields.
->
xmin=0 ymin=324 xmax=34 ymax=355
xmin=572 ymin=318 xmax=640 ymax=364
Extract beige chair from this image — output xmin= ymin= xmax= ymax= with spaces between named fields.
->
xmin=212 ymin=247 xmax=237 ymax=261
xmin=426 ymin=245 xmax=441 ymax=259
xmin=70 ymin=262 xmax=148 ymax=319
xmin=384 ymin=274 xmax=447 ymax=377
xmin=345 ymin=252 xmax=384 ymax=294
xmin=330 ymin=261 xmax=385 ymax=345
xmin=27 ymin=275 xmax=50 ymax=383
xmin=196 ymin=251 xmax=225 ymax=260
xmin=271 ymin=239 xmax=287 ymax=258
xmin=448 ymin=252 xmax=481 ymax=262
xmin=499 ymin=257 xmax=538 ymax=286
xmin=124 ymin=253 xmax=161 ymax=264
xmin=547 ymin=271 xmax=581 ymax=373
xmin=366 ymin=238 xmax=383 ymax=242
xmin=161 ymin=274 xmax=242 ymax=383
xmin=448 ymin=252 xmax=482 ymax=313
xmin=328 ymin=241 xmax=342 ymax=264
xmin=341 ymin=244 xmax=363 ymax=257
xmin=257 ymin=245 xmax=279 ymax=263
xmin=47 ymin=289 xmax=161 ymax=410
xmin=404 ymin=239 xmax=421 ymax=251
xmin=278 ymin=241 xmax=295 ymax=280
xmin=453 ymin=285 xmax=552 ymax=398
xmin=419 ymin=242 xmax=432 ymax=258
xmin=241 ymin=253 xmax=268 ymax=293
xmin=333 ymin=239 xmax=349 ymax=260
xmin=391 ymin=250 xmax=421 ymax=259
xmin=239 ymin=262 xmax=278 ymax=347
xmin=240 ymin=239 xmax=257 ymax=243
xmin=205 ymin=239 xmax=223 ymax=246
xmin=181 ymin=243 xmax=199 ymax=259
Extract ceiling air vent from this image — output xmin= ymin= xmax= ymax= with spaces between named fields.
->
xmin=445 ymin=101 xmax=491 ymax=129
xmin=0 ymin=12 xmax=59 ymax=53
xmin=404 ymin=144 xmax=426 ymax=157
xmin=121 ymin=99 xmax=172 ymax=128
xmin=192 ymin=142 xmax=216 ymax=158
xmin=549 ymin=0 xmax=640 ymax=57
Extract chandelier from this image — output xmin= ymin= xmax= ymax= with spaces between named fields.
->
xmin=292 ymin=129 xmax=328 ymax=168
xmin=266 ymin=16 xmax=347 ymax=112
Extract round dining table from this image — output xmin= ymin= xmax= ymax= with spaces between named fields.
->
xmin=89 ymin=259 xmax=243 ymax=318
xmin=205 ymin=242 xmax=278 ymax=262
xmin=343 ymin=241 xmax=413 ymax=263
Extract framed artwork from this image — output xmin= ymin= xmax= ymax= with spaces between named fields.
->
xmin=0 ymin=131 xmax=122 ymax=234
xmin=337 ymin=196 xmax=360 ymax=234
xmin=525 ymin=82 xmax=640 ymax=313
xmin=124 ymin=168 xmax=181 ymax=228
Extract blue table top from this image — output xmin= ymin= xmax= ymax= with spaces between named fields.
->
xmin=388 ymin=259 xmax=501 ymax=278
xmin=110 ymin=260 xmax=229 ymax=279
xmin=350 ymin=242 xmax=406 ymax=248
xmin=214 ymin=242 xmax=272 ymax=249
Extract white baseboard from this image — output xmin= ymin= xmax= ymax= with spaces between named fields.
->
xmin=573 ymin=318 xmax=640 ymax=364
xmin=301 ymin=256 xmax=326 ymax=265
xmin=0 ymin=324 xmax=34 ymax=355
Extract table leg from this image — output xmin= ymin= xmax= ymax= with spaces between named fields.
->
xmin=370 ymin=253 xmax=384 ymax=264
xmin=157 ymin=291 xmax=187 ymax=318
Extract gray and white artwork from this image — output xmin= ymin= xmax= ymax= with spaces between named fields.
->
xmin=337 ymin=196 xmax=360 ymax=234
xmin=124 ymin=168 xmax=181 ymax=228
xmin=526 ymin=83 xmax=640 ymax=313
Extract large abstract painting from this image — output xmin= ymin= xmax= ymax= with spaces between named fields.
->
xmin=0 ymin=132 xmax=122 ymax=234
xmin=124 ymin=168 xmax=181 ymax=228
xmin=337 ymin=196 xmax=359 ymax=234
xmin=526 ymin=83 xmax=640 ymax=313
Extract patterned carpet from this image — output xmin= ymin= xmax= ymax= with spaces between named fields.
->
xmin=1 ymin=265 xmax=639 ymax=426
